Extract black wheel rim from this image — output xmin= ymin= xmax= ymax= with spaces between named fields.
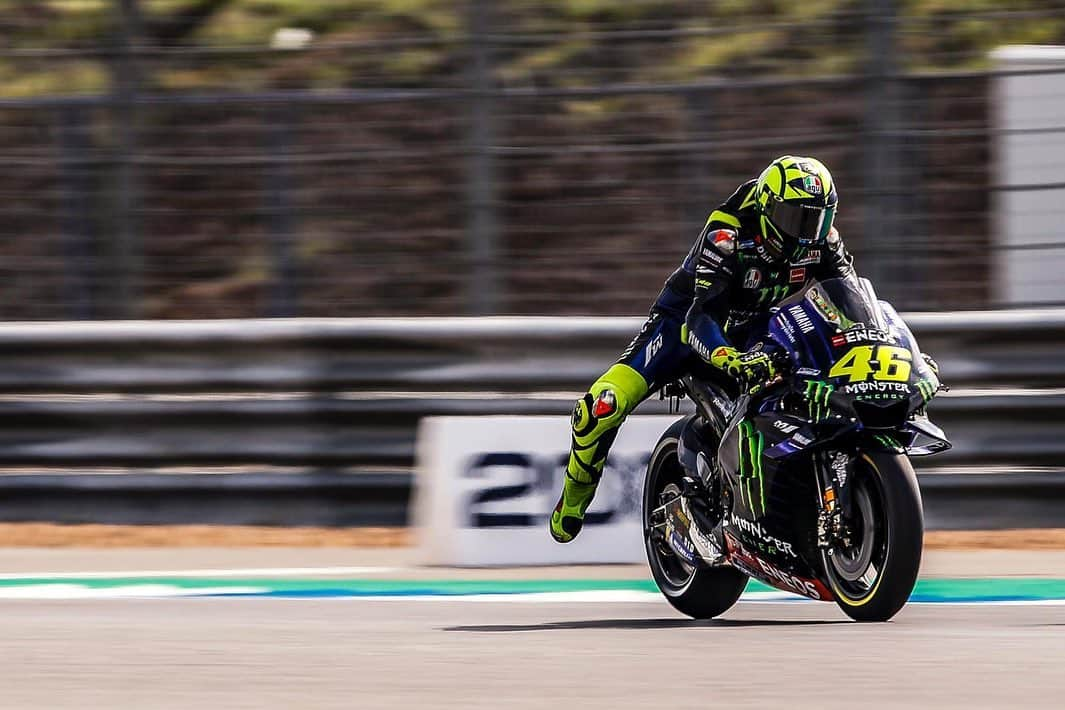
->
xmin=827 ymin=459 xmax=888 ymax=600
xmin=645 ymin=443 xmax=695 ymax=590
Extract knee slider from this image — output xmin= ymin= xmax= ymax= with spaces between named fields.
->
xmin=570 ymin=388 xmax=625 ymax=438
xmin=571 ymin=364 xmax=647 ymax=438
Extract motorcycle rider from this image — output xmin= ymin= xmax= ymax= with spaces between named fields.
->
xmin=551 ymin=155 xmax=856 ymax=544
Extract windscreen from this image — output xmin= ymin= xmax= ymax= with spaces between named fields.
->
xmin=778 ymin=277 xmax=888 ymax=331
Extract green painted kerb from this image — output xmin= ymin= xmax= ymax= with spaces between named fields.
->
xmin=1 ymin=576 xmax=1065 ymax=602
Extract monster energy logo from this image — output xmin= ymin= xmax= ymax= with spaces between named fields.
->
xmin=737 ymin=420 xmax=766 ymax=517
xmin=875 ymin=434 xmax=902 ymax=451
xmin=804 ymin=380 xmax=834 ymax=421
xmin=756 ymin=284 xmax=790 ymax=306
xmin=915 ymin=379 xmax=936 ymax=402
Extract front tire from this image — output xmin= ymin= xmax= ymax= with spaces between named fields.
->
xmin=643 ymin=418 xmax=747 ymax=619
xmin=825 ymin=451 xmax=923 ymax=622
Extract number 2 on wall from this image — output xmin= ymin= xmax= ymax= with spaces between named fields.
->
xmin=828 ymin=345 xmax=912 ymax=383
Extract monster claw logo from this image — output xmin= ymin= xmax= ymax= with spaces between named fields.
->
xmin=756 ymin=284 xmax=790 ymax=307
xmin=737 ymin=420 xmax=766 ymax=517
xmin=915 ymin=379 xmax=937 ymax=403
xmin=804 ymin=380 xmax=834 ymax=421
xmin=875 ymin=434 xmax=902 ymax=451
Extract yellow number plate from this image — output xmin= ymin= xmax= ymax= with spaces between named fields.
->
xmin=828 ymin=345 xmax=912 ymax=383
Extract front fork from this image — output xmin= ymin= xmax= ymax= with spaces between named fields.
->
xmin=815 ymin=449 xmax=855 ymax=551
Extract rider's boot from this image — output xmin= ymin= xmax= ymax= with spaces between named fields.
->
xmin=550 ymin=470 xmax=599 ymax=543
xmin=550 ymin=364 xmax=648 ymax=544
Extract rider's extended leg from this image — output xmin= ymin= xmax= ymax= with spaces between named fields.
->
xmin=551 ymin=312 xmax=690 ymax=543
xmin=550 ymin=363 xmax=648 ymax=543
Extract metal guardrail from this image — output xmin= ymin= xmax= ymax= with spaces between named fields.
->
xmin=0 ymin=469 xmax=409 ymax=527
xmin=0 ymin=313 xmax=1059 ymax=528
xmin=0 ymin=392 xmax=1056 ymax=469
xmin=0 ymin=309 xmax=1062 ymax=392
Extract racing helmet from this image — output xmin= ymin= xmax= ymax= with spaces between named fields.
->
xmin=755 ymin=155 xmax=837 ymax=258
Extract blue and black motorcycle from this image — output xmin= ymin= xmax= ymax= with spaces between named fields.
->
xmin=644 ymin=277 xmax=950 ymax=622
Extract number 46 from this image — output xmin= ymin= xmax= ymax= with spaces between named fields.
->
xmin=829 ymin=345 xmax=912 ymax=383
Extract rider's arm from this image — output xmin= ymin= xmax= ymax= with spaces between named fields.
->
xmin=683 ymin=220 xmax=778 ymax=391
xmin=682 ymin=222 xmax=736 ymax=364
xmin=812 ymin=226 xmax=857 ymax=281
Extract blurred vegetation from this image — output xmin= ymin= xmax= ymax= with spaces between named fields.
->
xmin=0 ymin=1 xmax=1049 ymax=317
xmin=2 ymin=1 xmax=1065 ymax=97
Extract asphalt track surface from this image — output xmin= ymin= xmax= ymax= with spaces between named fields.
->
xmin=2 ymin=550 xmax=1065 ymax=709
xmin=1 ymin=598 xmax=1064 ymax=709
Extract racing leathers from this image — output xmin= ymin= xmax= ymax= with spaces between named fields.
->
xmin=550 ymin=178 xmax=857 ymax=543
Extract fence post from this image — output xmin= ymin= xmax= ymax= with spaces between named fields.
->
xmin=264 ymin=103 xmax=300 ymax=317
xmin=684 ymin=88 xmax=715 ymax=245
xmin=863 ymin=0 xmax=902 ymax=303
xmin=112 ymin=0 xmax=144 ymax=318
xmin=896 ymin=77 xmax=929 ymax=307
xmin=464 ymin=0 xmax=502 ymax=315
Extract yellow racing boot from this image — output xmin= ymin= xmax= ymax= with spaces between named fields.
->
xmin=549 ymin=472 xmax=598 ymax=543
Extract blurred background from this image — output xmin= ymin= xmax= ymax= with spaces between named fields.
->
xmin=0 ymin=1 xmax=1062 ymax=538
xmin=2 ymin=0 xmax=1065 ymax=321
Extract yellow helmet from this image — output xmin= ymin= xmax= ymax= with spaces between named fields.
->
xmin=755 ymin=155 xmax=838 ymax=257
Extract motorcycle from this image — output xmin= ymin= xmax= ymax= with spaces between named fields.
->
xmin=644 ymin=276 xmax=950 ymax=622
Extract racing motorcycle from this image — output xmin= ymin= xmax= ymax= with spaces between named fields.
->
xmin=644 ymin=277 xmax=950 ymax=622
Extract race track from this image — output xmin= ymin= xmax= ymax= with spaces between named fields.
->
xmin=0 ymin=549 xmax=1063 ymax=709
xmin=1 ymin=598 xmax=1063 ymax=708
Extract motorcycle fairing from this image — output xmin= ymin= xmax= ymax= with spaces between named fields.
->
xmin=903 ymin=414 xmax=952 ymax=456
xmin=717 ymin=408 xmax=807 ymax=518
xmin=724 ymin=532 xmax=834 ymax=601
xmin=715 ymin=409 xmax=831 ymax=586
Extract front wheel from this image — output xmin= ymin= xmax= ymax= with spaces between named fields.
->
xmin=643 ymin=418 xmax=747 ymax=619
xmin=824 ymin=451 xmax=923 ymax=622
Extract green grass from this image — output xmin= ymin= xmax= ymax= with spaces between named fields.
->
xmin=4 ymin=0 xmax=1065 ymax=99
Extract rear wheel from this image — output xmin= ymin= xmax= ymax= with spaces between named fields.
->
xmin=824 ymin=451 xmax=923 ymax=622
xmin=643 ymin=418 xmax=747 ymax=619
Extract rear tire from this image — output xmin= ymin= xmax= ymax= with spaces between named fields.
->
xmin=825 ymin=451 xmax=923 ymax=622
xmin=643 ymin=418 xmax=747 ymax=619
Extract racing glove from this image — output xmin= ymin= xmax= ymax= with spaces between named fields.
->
xmin=710 ymin=346 xmax=777 ymax=394
xmin=921 ymin=353 xmax=940 ymax=376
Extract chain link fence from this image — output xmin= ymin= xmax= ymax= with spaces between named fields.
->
xmin=0 ymin=1 xmax=1063 ymax=319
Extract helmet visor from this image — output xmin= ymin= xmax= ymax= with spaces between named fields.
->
xmin=766 ymin=200 xmax=836 ymax=245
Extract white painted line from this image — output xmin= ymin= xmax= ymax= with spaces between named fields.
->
xmin=0 ymin=584 xmax=267 ymax=599
xmin=0 ymin=583 xmax=1062 ymax=604
xmin=741 ymin=591 xmax=809 ymax=602
xmin=0 ymin=566 xmax=396 ymax=581
xmin=303 ymin=590 xmax=804 ymax=604
xmin=0 ymin=588 xmax=802 ymax=603
xmin=345 ymin=593 xmax=1065 ymax=606
xmin=419 ymin=591 xmax=663 ymax=603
